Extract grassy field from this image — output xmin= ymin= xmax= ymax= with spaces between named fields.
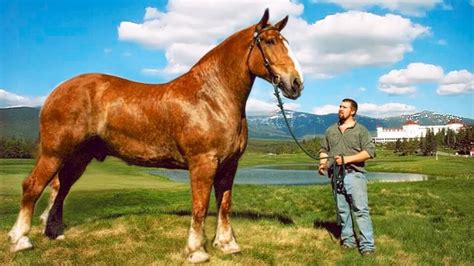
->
xmin=1 ymin=152 xmax=473 ymax=265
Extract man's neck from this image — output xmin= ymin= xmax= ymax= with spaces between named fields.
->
xmin=339 ymin=117 xmax=356 ymax=133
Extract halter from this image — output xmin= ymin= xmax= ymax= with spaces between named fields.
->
xmin=248 ymin=26 xmax=284 ymax=86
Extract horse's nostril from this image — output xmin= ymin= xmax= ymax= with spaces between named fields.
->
xmin=292 ymin=77 xmax=302 ymax=91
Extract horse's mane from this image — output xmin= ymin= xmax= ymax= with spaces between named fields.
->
xmin=189 ymin=24 xmax=255 ymax=71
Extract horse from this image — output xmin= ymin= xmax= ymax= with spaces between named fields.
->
xmin=8 ymin=9 xmax=303 ymax=263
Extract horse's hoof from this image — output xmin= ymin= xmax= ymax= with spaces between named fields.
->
xmin=55 ymin=235 xmax=65 ymax=240
xmin=213 ymin=240 xmax=241 ymax=254
xmin=187 ymin=250 xmax=210 ymax=264
xmin=10 ymin=236 xmax=33 ymax=252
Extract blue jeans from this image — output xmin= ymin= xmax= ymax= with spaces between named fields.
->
xmin=334 ymin=171 xmax=375 ymax=252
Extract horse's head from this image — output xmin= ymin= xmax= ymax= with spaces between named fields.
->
xmin=248 ymin=9 xmax=304 ymax=100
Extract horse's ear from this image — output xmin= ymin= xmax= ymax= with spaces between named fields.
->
xmin=274 ymin=16 xmax=289 ymax=31
xmin=257 ymin=8 xmax=270 ymax=31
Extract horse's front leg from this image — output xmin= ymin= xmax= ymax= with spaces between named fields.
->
xmin=212 ymin=160 xmax=241 ymax=254
xmin=185 ymin=154 xmax=218 ymax=263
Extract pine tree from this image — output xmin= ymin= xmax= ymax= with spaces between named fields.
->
xmin=395 ymin=139 xmax=402 ymax=153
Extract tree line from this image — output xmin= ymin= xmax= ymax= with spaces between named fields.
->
xmin=385 ymin=126 xmax=473 ymax=156
xmin=0 ymin=137 xmax=37 ymax=158
xmin=1 ymin=126 xmax=472 ymax=158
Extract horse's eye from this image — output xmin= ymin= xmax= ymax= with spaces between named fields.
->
xmin=265 ymin=39 xmax=276 ymax=45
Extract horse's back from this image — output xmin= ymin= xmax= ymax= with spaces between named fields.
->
xmin=39 ymin=73 xmax=188 ymax=166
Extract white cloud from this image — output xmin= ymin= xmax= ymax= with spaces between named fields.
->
xmin=315 ymin=0 xmax=443 ymax=17
xmin=358 ymin=102 xmax=417 ymax=117
xmin=246 ymin=98 xmax=278 ymax=114
xmin=378 ymin=63 xmax=473 ymax=96
xmin=0 ymin=89 xmax=46 ymax=108
xmin=118 ymin=0 xmax=303 ymax=76
xmin=273 ymin=11 xmax=428 ymax=78
xmin=378 ymin=85 xmax=417 ymax=95
xmin=312 ymin=104 xmax=339 ymax=115
xmin=437 ymin=70 xmax=474 ymax=95
xmin=312 ymin=102 xmax=417 ymax=118
xmin=436 ymin=39 xmax=447 ymax=45
xmin=246 ymin=97 xmax=300 ymax=115
xmin=141 ymin=68 xmax=162 ymax=76
xmin=378 ymin=62 xmax=444 ymax=94
xmin=118 ymin=3 xmax=428 ymax=79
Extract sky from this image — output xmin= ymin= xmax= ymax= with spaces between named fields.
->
xmin=1 ymin=0 xmax=473 ymax=119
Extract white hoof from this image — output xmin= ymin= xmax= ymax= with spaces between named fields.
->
xmin=56 ymin=235 xmax=65 ymax=240
xmin=213 ymin=240 xmax=241 ymax=254
xmin=10 ymin=236 xmax=33 ymax=252
xmin=187 ymin=250 xmax=210 ymax=264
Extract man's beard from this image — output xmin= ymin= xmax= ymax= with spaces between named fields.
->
xmin=338 ymin=113 xmax=347 ymax=123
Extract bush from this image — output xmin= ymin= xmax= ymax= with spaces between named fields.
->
xmin=0 ymin=137 xmax=36 ymax=158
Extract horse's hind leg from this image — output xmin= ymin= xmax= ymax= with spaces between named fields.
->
xmin=212 ymin=160 xmax=241 ymax=254
xmin=44 ymin=151 xmax=93 ymax=239
xmin=9 ymin=155 xmax=62 ymax=252
xmin=39 ymin=175 xmax=59 ymax=230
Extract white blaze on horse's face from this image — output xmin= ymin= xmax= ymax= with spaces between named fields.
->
xmin=250 ymin=13 xmax=304 ymax=100
xmin=262 ymin=31 xmax=304 ymax=100
xmin=283 ymin=40 xmax=304 ymax=84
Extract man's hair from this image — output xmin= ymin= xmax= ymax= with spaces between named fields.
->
xmin=342 ymin=98 xmax=358 ymax=116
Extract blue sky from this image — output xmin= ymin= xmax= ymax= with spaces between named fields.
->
xmin=1 ymin=0 xmax=473 ymax=118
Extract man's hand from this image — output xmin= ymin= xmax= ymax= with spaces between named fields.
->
xmin=318 ymin=162 xmax=327 ymax=176
xmin=335 ymin=155 xmax=345 ymax=165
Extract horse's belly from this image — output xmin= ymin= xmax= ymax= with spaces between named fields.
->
xmin=104 ymin=132 xmax=187 ymax=169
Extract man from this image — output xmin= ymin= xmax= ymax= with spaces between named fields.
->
xmin=319 ymin=98 xmax=376 ymax=256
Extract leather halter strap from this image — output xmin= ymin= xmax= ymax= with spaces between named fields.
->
xmin=247 ymin=26 xmax=286 ymax=85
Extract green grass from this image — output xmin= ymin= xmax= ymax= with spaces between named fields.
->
xmin=1 ymin=153 xmax=473 ymax=265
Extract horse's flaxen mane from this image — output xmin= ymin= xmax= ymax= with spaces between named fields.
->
xmin=190 ymin=25 xmax=255 ymax=71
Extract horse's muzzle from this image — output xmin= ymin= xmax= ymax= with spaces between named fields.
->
xmin=281 ymin=77 xmax=303 ymax=100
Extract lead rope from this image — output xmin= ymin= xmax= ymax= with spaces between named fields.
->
xmin=270 ymin=64 xmax=352 ymax=229
xmin=272 ymin=81 xmax=333 ymax=161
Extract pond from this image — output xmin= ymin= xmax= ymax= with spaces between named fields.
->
xmin=150 ymin=164 xmax=429 ymax=185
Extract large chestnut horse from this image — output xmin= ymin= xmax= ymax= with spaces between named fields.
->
xmin=9 ymin=9 xmax=303 ymax=263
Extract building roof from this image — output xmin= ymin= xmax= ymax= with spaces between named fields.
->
xmin=403 ymin=119 xmax=418 ymax=125
xmin=446 ymin=118 xmax=463 ymax=125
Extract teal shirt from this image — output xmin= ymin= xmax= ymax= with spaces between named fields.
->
xmin=320 ymin=122 xmax=375 ymax=172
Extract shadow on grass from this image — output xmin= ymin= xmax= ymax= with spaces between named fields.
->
xmin=88 ymin=209 xmax=294 ymax=225
xmin=85 ymin=209 xmax=295 ymax=225
xmin=168 ymin=210 xmax=294 ymax=225
xmin=313 ymin=219 xmax=340 ymax=241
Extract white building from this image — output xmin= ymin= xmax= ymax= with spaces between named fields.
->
xmin=373 ymin=119 xmax=464 ymax=143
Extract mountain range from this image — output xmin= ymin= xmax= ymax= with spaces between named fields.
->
xmin=1 ymin=107 xmax=473 ymax=141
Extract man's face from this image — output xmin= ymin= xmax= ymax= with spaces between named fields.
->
xmin=338 ymin=101 xmax=354 ymax=120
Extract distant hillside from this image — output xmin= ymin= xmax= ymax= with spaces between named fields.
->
xmin=1 ymin=107 xmax=472 ymax=141
xmin=382 ymin=111 xmax=474 ymax=128
xmin=247 ymin=111 xmax=381 ymax=139
xmin=0 ymin=107 xmax=40 ymax=141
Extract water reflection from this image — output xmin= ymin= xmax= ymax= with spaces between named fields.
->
xmin=150 ymin=165 xmax=429 ymax=185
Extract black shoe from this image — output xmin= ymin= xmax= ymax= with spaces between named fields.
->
xmin=361 ymin=250 xmax=375 ymax=256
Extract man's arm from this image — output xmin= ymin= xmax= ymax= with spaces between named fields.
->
xmin=334 ymin=150 xmax=371 ymax=165
xmin=335 ymin=125 xmax=374 ymax=165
